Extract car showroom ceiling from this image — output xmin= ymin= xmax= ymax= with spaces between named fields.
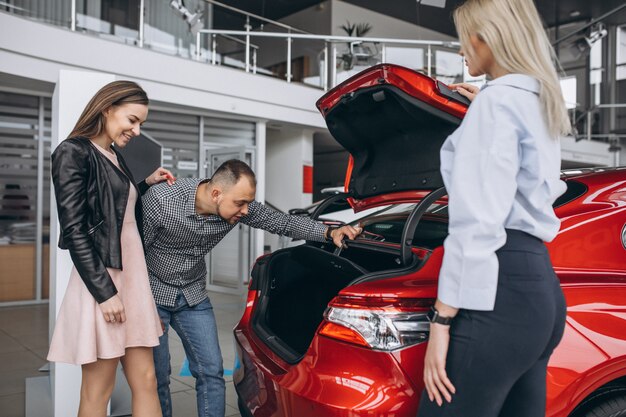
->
xmin=213 ymin=0 xmax=626 ymax=37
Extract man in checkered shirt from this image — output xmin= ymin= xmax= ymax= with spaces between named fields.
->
xmin=142 ymin=159 xmax=361 ymax=417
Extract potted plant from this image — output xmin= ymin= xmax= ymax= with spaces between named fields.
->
xmin=339 ymin=21 xmax=375 ymax=70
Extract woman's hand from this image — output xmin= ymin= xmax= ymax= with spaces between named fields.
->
xmin=145 ymin=167 xmax=176 ymax=186
xmin=449 ymin=83 xmax=480 ymax=102
xmin=423 ymin=300 xmax=458 ymax=406
xmin=423 ymin=323 xmax=456 ymax=405
xmin=99 ymin=294 xmax=126 ymax=324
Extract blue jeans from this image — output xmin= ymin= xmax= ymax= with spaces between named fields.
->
xmin=153 ymin=292 xmax=225 ymax=417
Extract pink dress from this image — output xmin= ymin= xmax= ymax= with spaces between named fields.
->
xmin=47 ymin=143 xmax=162 ymax=365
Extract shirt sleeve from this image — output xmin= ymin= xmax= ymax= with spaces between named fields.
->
xmin=141 ymin=188 xmax=163 ymax=250
xmin=438 ymin=90 xmax=522 ymax=311
xmin=240 ymin=201 xmax=327 ymax=242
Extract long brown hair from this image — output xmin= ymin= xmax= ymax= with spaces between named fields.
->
xmin=68 ymin=81 xmax=149 ymax=139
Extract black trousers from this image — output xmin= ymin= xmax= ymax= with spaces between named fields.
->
xmin=417 ymin=229 xmax=567 ymax=417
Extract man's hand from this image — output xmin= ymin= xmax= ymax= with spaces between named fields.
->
xmin=145 ymin=167 xmax=176 ymax=186
xmin=328 ymin=225 xmax=362 ymax=248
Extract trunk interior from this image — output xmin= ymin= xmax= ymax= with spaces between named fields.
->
xmin=252 ymin=244 xmax=414 ymax=362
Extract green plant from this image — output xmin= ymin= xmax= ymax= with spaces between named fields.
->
xmin=339 ymin=21 xmax=373 ymax=38
xmin=338 ymin=21 xmax=374 ymax=70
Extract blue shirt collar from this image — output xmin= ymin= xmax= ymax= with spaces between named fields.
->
xmin=482 ymin=74 xmax=540 ymax=94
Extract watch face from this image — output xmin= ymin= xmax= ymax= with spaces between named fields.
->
xmin=427 ymin=306 xmax=451 ymax=325
xmin=427 ymin=307 xmax=436 ymax=323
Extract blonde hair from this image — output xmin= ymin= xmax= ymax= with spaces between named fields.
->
xmin=69 ymin=81 xmax=149 ymax=139
xmin=454 ymin=0 xmax=571 ymax=138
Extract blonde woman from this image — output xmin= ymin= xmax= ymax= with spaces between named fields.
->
xmin=47 ymin=81 xmax=174 ymax=417
xmin=418 ymin=0 xmax=570 ymax=416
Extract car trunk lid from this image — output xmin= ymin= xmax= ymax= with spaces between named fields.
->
xmin=316 ymin=64 xmax=469 ymax=206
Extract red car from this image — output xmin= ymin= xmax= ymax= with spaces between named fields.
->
xmin=233 ymin=64 xmax=626 ymax=417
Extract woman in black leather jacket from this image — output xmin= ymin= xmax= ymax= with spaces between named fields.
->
xmin=47 ymin=81 xmax=174 ymax=417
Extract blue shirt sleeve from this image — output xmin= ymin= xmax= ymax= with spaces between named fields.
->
xmin=438 ymin=90 xmax=522 ymax=311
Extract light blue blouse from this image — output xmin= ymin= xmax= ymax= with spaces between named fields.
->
xmin=438 ymin=74 xmax=566 ymax=311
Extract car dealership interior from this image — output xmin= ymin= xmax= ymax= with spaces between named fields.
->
xmin=0 ymin=1 xmax=625 ymax=416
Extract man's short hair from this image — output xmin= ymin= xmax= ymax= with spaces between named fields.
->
xmin=210 ymin=159 xmax=256 ymax=189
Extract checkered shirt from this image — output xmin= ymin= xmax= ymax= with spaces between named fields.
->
xmin=142 ymin=178 xmax=327 ymax=307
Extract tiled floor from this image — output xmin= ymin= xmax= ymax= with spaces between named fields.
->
xmin=0 ymin=291 xmax=246 ymax=417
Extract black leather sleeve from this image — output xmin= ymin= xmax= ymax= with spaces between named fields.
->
xmin=137 ymin=179 xmax=150 ymax=196
xmin=51 ymin=140 xmax=118 ymax=303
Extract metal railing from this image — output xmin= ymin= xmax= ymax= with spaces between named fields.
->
xmin=206 ymin=33 xmax=260 ymax=72
xmin=577 ymin=103 xmax=626 ymax=141
xmin=194 ymin=29 xmax=460 ymax=89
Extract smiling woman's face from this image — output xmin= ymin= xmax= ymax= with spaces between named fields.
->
xmin=103 ymin=103 xmax=148 ymax=148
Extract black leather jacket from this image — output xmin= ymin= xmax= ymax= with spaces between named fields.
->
xmin=51 ymin=137 xmax=149 ymax=303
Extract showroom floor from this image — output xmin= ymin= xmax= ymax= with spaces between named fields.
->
xmin=0 ymin=291 xmax=246 ymax=417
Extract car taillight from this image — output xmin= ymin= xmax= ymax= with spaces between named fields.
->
xmin=319 ymin=296 xmax=434 ymax=351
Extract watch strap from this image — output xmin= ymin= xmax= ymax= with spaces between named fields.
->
xmin=428 ymin=306 xmax=453 ymax=325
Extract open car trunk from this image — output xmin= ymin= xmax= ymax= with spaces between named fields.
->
xmin=251 ymin=244 xmax=416 ymax=362
xmin=250 ymin=213 xmax=449 ymax=363
xmin=250 ymin=65 xmax=467 ymax=363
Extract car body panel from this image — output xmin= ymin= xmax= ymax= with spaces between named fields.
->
xmin=235 ymin=328 xmax=418 ymax=417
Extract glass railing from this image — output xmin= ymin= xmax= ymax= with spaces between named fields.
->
xmin=194 ymin=29 xmax=463 ymax=90
xmin=1 ymin=0 xmax=72 ymax=27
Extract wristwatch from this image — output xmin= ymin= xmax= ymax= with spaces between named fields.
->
xmin=427 ymin=306 xmax=454 ymax=325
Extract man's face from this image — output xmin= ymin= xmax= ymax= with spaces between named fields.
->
xmin=215 ymin=177 xmax=256 ymax=224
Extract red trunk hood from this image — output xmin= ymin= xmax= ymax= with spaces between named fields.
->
xmin=316 ymin=64 xmax=469 ymax=210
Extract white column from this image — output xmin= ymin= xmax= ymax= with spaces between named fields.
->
xmin=255 ymin=121 xmax=267 ymax=258
xmin=50 ymin=70 xmax=116 ymax=417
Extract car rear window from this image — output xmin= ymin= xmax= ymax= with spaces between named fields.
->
xmin=351 ymin=202 xmax=448 ymax=248
xmin=553 ymin=180 xmax=587 ymax=208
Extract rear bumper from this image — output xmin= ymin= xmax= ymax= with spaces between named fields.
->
xmin=233 ymin=326 xmax=419 ymax=417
